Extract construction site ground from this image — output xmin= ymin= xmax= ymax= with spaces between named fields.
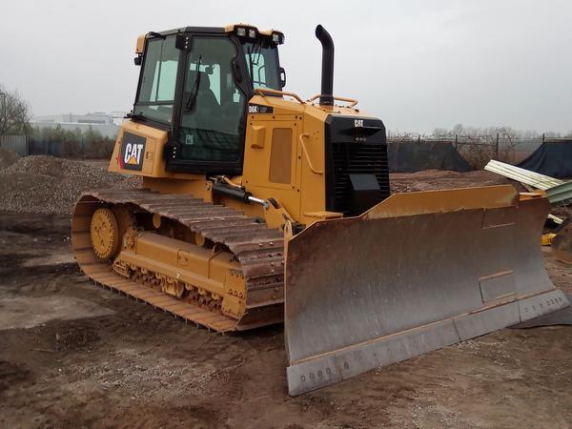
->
xmin=1 ymin=167 xmax=571 ymax=429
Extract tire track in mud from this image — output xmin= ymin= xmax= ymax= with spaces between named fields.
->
xmin=0 ymin=361 xmax=30 ymax=394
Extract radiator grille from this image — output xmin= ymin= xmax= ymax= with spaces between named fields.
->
xmin=328 ymin=143 xmax=391 ymax=216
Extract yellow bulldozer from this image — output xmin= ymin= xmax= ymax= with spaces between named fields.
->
xmin=72 ymin=24 xmax=569 ymax=395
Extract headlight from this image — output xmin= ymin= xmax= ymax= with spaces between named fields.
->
xmin=272 ymin=32 xmax=284 ymax=44
xmin=236 ymin=27 xmax=246 ymax=37
xmin=248 ymin=28 xmax=257 ymax=39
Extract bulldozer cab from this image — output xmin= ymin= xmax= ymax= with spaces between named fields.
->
xmin=132 ymin=26 xmax=285 ymax=175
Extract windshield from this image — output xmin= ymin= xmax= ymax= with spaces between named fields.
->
xmin=242 ymin=40 xmax=280 ymax=90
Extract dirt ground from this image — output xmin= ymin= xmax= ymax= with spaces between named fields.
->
xmin=1 ymin=171 xmax=571 ymax=429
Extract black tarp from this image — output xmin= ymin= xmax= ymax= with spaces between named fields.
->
xmin=387 ymin=141 xmax=472 ymax=173
xmin=517 ymin=140 xmax=572 ymax=178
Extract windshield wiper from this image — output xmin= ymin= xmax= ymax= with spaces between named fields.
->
xmin=127 ymin=112 xmax=147 ymax=121
xmin=247 ymin=45 xmax=254 ymax=82
xmin=185 ymin=55 xmax=203 ymax=112
xmin=252 ymin=40 xmax=263 ymax=65
xmin=246 ymin=41 xmax=263 ymax=83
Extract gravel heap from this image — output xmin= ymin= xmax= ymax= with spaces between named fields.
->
xmin=0 ymin=147 xmax=20 ymax=170
xmin=0 ymin=156 xmax=141 ymax=215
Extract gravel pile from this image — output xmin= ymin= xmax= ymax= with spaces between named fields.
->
xmin=0 ymin=147 xmax=20 ymax=170
xmin=0 ymin=156 xmax=141 ymax=215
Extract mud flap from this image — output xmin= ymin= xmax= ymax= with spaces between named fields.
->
xmin=285 ymin=185 xmax=570 ymax=396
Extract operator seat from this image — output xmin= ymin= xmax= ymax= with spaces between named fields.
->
xmin=183 ymin=70 xmax=220 ymax=134
xmin=196 ymin=72 xmax=219 ymax=111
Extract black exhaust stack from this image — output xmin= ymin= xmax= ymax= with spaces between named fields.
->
xmin=315 ymin=25 xmax=334 ymax=106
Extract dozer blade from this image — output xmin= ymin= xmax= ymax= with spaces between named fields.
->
xmin=285 ymin=185 xmax=569 ymax=396
xmin=552 ymin=218 xmax=572 ymax=264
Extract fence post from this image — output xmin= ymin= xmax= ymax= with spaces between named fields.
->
xmin=495 ymin=133 xmax=499 ymax=160
xmin=454 ymin=135 xmax=458 ymax=149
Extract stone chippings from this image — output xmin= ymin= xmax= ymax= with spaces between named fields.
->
xmin=0 ymin=154 xmax=141 ymax=215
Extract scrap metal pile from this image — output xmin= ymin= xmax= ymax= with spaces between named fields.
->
xmin=486 ymin=159 xmax=572 ymax=264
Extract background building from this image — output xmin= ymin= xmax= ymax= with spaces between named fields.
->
xmin=31 ymin=112 xmax=124 ymax=138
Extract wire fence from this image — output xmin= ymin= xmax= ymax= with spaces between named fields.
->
xmin=0 ymin=135 xmax=27 ymax=156
xmin=387 ymin=135 xmax=548 ymax=168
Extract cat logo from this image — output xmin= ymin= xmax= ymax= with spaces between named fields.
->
xmin=124 ymin=144 xmax=144 ymax=165
xmin=354 ymin=119 xmax=364 ymax=128
xmin=119 ymin=132 xmax=147 ymax=171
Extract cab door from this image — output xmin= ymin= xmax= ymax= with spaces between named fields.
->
xmin=168 ymin=35 xmax=249 ymax=174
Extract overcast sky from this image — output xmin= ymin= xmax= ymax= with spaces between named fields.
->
xmin=1 ymin=0 xmax=570 ymax=134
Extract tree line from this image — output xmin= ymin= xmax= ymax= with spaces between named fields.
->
xmin=29 ymin=124 xmax=115 ymax=159
xmin=388 ymin=124 xmax=572 ymax=141
xmin=431 ymin=124 xmax=571 ymax=140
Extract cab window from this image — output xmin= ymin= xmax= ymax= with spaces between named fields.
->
xmin=135 ymin=35 xmax=179 ymax=123
xmin=242 ymin=41 xmax=280 ymax=90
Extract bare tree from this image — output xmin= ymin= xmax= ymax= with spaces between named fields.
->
xmin=0 ymin=85 xmax=30 ymax=137
xmin=496 ymin=126 xmax=517 ymax=163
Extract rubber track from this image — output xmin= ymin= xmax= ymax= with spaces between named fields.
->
xmin=72 ymin=188 xmax=284 ymax=332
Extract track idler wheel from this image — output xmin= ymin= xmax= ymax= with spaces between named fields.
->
xmin=90 ymin=207 xmax=120 ymax=260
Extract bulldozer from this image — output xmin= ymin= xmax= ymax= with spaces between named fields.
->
xmin=72 ymin=24 xmax=569 ymax=396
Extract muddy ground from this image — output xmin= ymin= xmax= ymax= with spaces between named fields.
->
xmin=1 ymin=171 xmax=571 ymax=429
